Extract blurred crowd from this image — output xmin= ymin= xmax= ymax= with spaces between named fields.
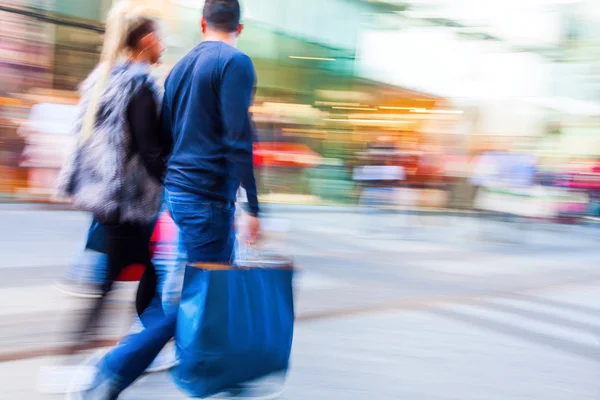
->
xmin=4 ymin=90 xmax=600 ymax=224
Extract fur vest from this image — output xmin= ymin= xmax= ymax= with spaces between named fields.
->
xmin=57 ymin=63 xmax=163 ymax=223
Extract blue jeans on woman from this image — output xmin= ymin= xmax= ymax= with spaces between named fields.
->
xmin=91 ymin=189 xmax=236 ymax=397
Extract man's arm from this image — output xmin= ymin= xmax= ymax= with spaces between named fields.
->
xmin=220 ymin=52 xmax=259 ymax=216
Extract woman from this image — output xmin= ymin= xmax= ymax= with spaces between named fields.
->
xmin=56 ymin=2 xmax=168 ymax=355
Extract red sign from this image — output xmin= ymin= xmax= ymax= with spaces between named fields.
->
xmin=253 ymin=142 xmax=322 ymax=168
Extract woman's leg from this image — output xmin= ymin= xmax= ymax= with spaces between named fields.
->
xmin=131 ymin=220 xmax=160 ymax=322
xmin=135 ymin=260 xmax=158 ymax=318
xmin=72 ymin=223 xmax=134 ymax=350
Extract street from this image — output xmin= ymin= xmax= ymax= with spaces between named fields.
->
xmin=0 ymin=207 xmax=599 ymax=399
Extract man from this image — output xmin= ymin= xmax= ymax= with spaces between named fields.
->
xmin=162 ymin=0 xmax=261 ymax=259
xmin=78 ymin=1 xmax=260 ymax=398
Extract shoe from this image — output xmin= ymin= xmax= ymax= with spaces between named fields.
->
xmin=66 ymin=351 xmax=119 ymax=400
xmin=37 ymin=365 xmax=95 ymax=394
xmin=214 ymin=375 xmax=286 ymax=400
xmin=145 ymin=341 xmax=179 ymax=373
xmin=54 ymin=279 xmax=102 ymax=299
xmin=67 ymin=378 xmax=119 ymax=400
xmin=214 ymin=385 xmax=285 ymax=400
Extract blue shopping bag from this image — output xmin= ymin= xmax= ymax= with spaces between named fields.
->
xmin=172 ymin=256 xmax=295 ymax=398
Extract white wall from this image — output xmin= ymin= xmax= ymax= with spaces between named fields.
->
xmin=357 ymin=28 xmax=551 ymax=98
xmin=356 ymin=27 xmax=552 ymax=136
xmin=404 ymin=0 xmax=564 ymax=47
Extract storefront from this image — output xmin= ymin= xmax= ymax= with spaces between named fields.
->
xmin=0 ymin=0 xmax=54 ymax=94
xmin=0 ymin=0 xmax=450 ymax=205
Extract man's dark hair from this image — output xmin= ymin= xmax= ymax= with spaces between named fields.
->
xmin=203 ymin=0 xmax=241 ymax=33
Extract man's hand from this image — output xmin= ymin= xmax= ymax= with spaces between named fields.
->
xmin=244 ymin=214 xmax=260 ymax=245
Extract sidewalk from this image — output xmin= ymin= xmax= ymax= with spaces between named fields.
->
xmin=0 ymin=269 xmax=355 ymax=359
xmin=2 ymin=205 xmax=600 ymax=369
xmin=1 ymin=282 xmax=599 ymax=400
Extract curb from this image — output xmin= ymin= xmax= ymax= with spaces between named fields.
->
xmin=263 ymin=204 xmax=479 ymax=217
xmin=0 ymin=201 xmax=479 ymax=217
xmin=0 ymin=201 xmax=74 ymax=212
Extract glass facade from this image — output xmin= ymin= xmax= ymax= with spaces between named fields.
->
xmin=0 ymin=0 xmax=449 ymax=204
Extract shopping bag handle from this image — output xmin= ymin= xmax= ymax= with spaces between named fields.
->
xmin=190 ymin=263 xmax=238 ymax=271
xmin=190 ymin=262 xmax=294 ymax=271
xmin=190 ymin=245 xmax=294 ymax=271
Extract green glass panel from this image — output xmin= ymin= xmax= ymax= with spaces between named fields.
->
xmin=53 ymin=0 xmax=104 ymax=21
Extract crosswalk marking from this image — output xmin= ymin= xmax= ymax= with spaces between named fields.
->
xmin=416 ymin=256 xmax=593 ymax=276
xmin=533 ymin=284 xmax=600 ymax=309
xmin=0 ymin=283 xmax=142 ymax=317
xmin=0 ymin=285 xmax=84 ymax=316
xmin=430 ymin=290 xmax=600 ymax=362
xmin=484 ymin=296 xmax=600 ymax=326
xmin=438 ymin=303 xmax=599 ymax=348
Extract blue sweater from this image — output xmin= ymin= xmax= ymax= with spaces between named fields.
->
xmin=161 ymin=41 xmax=259 ymax=215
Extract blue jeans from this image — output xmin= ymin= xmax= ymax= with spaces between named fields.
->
xmin=96 ymin=190 xmax=236 ymax=395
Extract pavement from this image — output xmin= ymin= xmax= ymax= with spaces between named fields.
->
xmin=1 ymin=282 xmax=599 ymax=400
xmin=0 ymin=208 xmax=599 ymax=398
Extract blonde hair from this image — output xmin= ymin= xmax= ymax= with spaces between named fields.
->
xmin=80 ymin=1 xmax=159 ymax=143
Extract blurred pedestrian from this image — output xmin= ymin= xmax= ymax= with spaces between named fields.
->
xmin=353 ymin=155 xmax=405 ymax=236
xmin=73 ymin=0 xmax=263 ymax=398
xmin=55 ymin=0 xmax=167 ymax=365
